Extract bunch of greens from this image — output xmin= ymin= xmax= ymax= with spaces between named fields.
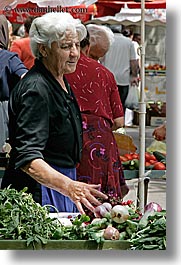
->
xmin=0 ymin=187 xmax=60 ymax=247
xmin=129 ymin=210 xmax=166 ymax=250
xmin=0 ymin=187 xmax=110 ymax=246
xmin=52 ymin=214 xmax=108 ymax=243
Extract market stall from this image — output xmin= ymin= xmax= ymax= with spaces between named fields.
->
xmin=86 ymin=5 xmax=166 ymax=103
xmin=0 ymin=0 xmax=166 ymax=250
xmin=0 ymin=186 xmax=166 ymax=250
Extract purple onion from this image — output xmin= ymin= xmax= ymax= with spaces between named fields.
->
xmin=94 ymin=205 xmax=108 ymax=218
xmin=144 ymin=202 xmax=162 ymax=212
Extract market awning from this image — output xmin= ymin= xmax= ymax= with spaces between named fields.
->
xmin=95 ymin=0 xmax=166 ymax=17
xmin=0 ymin=0 xmax=98 ymax=23
xmin=86 ymin=4 xmax=166 ymax=26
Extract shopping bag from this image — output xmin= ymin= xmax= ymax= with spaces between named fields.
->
xmin=125 ymin=85 xmax=139 ymax=110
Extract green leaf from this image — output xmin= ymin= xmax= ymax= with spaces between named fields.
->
xmin=142 ymin=244 xmax=160 ymax=250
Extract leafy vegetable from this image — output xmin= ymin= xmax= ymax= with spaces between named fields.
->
xmin=0 ymin=186 xmax=60 ymax=248
xmin=0 ymin=187 xmax=166 ymax=250
xmin=130 ymin=211 xmax=166 ymax=250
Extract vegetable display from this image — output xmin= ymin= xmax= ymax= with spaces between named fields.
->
xmin=120 ymin=151 xmax=166 ymax=170
xmin=0 ymin=187 xmax=166 ymax=250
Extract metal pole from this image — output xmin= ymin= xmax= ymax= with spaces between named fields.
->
xmin=137 ymin=0 xmax=146 ymax=213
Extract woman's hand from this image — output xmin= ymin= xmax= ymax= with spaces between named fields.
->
xmin=112 ymin=117 xmax=124 ymax=131
xmin=22 ymin=159 xmax=108 ymax=214
xmin=67 ymin=181 xmax=108 ymax=214
xmin=152 ymin=123 xmax=166 ymax=141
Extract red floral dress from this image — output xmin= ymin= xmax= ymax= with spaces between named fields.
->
xmin=66 ymin=53 xmax=129 ymax=198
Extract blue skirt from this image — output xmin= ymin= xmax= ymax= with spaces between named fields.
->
xmin=41 ymin=165 xmax=78 ymax=213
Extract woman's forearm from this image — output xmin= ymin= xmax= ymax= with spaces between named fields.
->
xmin=21 ymin=158 xmax=72 ymax=197
xmin=21 ymin=158 xmax=108 ymax=213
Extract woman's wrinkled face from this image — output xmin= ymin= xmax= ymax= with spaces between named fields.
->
xmin=44 ymin=30 xmax=80 ymax=76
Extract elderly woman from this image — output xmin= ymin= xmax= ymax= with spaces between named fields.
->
xmin=1 ymin=12 xmax=107 ymax=214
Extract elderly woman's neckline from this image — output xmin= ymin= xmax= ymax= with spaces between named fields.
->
xmin=42 ymin=59 xmax=68 ymax=93
xmin=56 ymin=77 xmax=68 ymax=93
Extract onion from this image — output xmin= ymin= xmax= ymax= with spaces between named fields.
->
xmin=144 ymin=202 xmax=162 ymax=212
xmin=102 ymin=202 xmax=112 ymax=212
xmin=103 ymin=226 xmax=120 ymax=240
xmin=94 ymin=205 xmax=108 ymax=218
xmin=111 ymin=205 xmax=129 ymax=223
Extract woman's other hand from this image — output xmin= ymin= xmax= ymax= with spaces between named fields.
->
xmin=67 ymin=181 xmax=108 ymax=214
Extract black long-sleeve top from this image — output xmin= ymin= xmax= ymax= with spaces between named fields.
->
xmin=1 ymin=59 xmax=83 ymax=195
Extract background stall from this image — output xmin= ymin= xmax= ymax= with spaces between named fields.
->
xmin=87 ymin=4 xmax=166 ymax=127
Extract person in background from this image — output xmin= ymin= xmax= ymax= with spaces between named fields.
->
xmin=132 ymin=32 xmax=141 ymax=72
xmin=86 ymin=24 xmax=114 ymax=62
xmin=6 ymin=19 xmax=13 ymax=49
xmin=1 ymin=12 xmax=107 ymax=214
xmin=133 ymin=33 xmax=141 ymax=45
xmin=0 ymin=15 xmax=28 ymax=152
xmin=10 ymin=16 xmax=35 ymax=69
xmin=121 ymin=28 xmax=141 ymax=126
xmin=152 ymin=122 xmax=166 ymax=141
xmin=66 ymin=25 xmax=129 ymax=200
xmin=101 ymin=24 xmax=139 ymax=114
xmin=122 ymin=28 xmax=141 ymax=71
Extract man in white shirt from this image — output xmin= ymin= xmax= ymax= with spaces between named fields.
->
xmin=101 ymin=25 xmax=139 ymax=114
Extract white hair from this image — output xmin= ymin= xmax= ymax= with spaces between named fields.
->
xmin=29 ymin=12 xmax=86 ymax=58
xmin=86 ymin=24 xmax=114 ymax=50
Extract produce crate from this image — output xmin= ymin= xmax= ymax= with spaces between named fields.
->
xmin=0 ymin=240 xmax=131 ymax=250
xmin=133 ymin=102 xmax=166 ymax=126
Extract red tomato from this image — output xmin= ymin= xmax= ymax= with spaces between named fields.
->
xmin=120 ymin=155 xmax=129 ymax=162
xmin=124 ymin=153 xmax=133 ymax=160
xmin=131 ymin=153 xmax=139 ymax=159
xmin=145 ymin=161 xmax=151 ymax=167
xmin=149 ymin=159 xmax=157 ymax=165
xmin=145 ymin=152 xmax=152 ymax=162
xmin=149 ymin=154 xmax=157 ymax=161
xmin=153 ymin=162 xmax=166 ymax=170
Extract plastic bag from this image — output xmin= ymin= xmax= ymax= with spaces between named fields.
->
xmin=113 ymin=127 xmax=126 ymax=134
xmin=125 ymin=85 xmax=139 ymax=110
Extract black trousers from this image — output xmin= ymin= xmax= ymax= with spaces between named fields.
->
xmin=117 ymin=85 xmax=129 ymax=114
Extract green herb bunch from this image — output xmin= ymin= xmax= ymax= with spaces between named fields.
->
xmin=0 ymin=187 xmax=60 ymax=247
xmin=130 ymin=210 xmax=166 ymax=250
